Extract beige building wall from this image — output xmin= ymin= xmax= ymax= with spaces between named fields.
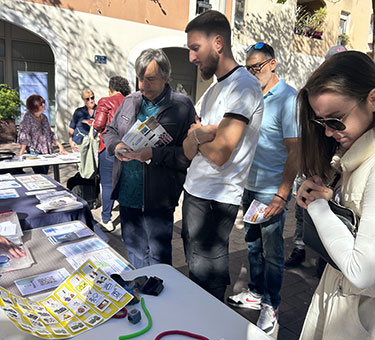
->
xmin=22 ymin=0 xmax=234 ymax=32
xmin=0 ymin=0 xmax=195 ymax=142
xmin=291 ymin=0 xmax=372 ymax=57
xmin=231 ymin=0 xmax=321 ymax=90
xmin=22 ymin=0 xmax=191 ymax=31
xmin=329 ymin=0 xmax=371 ymax=51
xmin=233 ymin=0 xmax=372 ymax=91
xmin=0 ymin=0 xmax=236 ymax=141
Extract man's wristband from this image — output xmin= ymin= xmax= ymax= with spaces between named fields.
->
xmin=193 ymin=129 xmax=201 ymax=145
xmin=275 ymin=194 xmax=287 ymax=203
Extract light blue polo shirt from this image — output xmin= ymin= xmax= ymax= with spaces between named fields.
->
xmin=246 ymin=78 xmax=298 ymax=193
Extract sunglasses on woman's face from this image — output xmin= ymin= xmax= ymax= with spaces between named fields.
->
xmin=311 ymin=116 xmax=347 ymax=131
xmin=311 ymin=100 xmax=362 ymax=131
xmin=85 ymin=96 xmax=95 ymax=102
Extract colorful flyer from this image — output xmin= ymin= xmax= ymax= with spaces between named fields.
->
xmin=0 ymin=260 xmax=133 ymax=339
xmin=16 ymin=175 xmax=56 ymax=191
xmin=243 ymin=199 xmax=271 ymax=224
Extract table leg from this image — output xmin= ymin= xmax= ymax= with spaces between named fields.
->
xmin=53 ymin=165 xmax=60 ymax=182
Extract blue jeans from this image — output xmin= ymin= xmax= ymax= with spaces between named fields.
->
xmin=119 ymin=206 xmax=174 ymax=269
xmin=294 ymin=200 xmax=305 ymax=249
xmin=182 ymin=191 xmax=239 ymax=301
xmin=243 ymin=189 xmax=290 ymax=307
xmin=99 ymin=149 xmax=114 ymax=222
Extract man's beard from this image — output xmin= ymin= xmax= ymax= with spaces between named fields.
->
xmin=200 ymin=50 xmax=219 ymax=80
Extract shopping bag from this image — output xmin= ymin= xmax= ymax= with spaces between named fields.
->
xmin=78 ymin=125 xmax=99 ymax=179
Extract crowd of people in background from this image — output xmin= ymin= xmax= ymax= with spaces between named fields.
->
xmin=8 ymin=9 xmax=375 ymax=340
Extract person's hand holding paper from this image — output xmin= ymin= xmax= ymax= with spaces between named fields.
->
xmin=114 ymin=142 xmax=133 ymax=161
xmin=124 ymin=147 xmax=152 ymax=163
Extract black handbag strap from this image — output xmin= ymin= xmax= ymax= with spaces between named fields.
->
xmin=328 ymin=172 xmax=341 ymax=190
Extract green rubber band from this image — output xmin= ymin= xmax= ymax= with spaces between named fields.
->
xmin=119 ymin=297 xmax=152 ymax=340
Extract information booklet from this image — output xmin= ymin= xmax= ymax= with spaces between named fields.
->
xmin=0 ymin=260 xmax=133 ymax=339
xmin=121 ymin=116 xmax=173 ymax=150
xmin=36 ymin=191 xmax=83 ymax=213
xmin=42 ymin=221 xmax=94 ymax=245
xmin=15 ymin=268 xmax=70 ymax=296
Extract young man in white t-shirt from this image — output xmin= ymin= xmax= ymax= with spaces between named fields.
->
xmin=182 ymin=10 xmax=264 ymax=302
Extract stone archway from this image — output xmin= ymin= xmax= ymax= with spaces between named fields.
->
xmin=0 ymin=6 xmax=68 ymax=139
xmin=163 ymin=47 xmax=197 ymax=103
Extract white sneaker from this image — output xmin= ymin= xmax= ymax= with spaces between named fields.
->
xmin=100 ymin=220 xmax=115 ymax=232
xmin=227 ymin=289 xmax=262 ymax=310
xmin=257 ymin=303 xmax=278 ymax=335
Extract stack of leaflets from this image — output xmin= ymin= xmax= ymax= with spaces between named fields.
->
xmin=36 ymin=191 xmax=83 ymax=213
xmin=0 ymin=210 xmax=23 ymax=244
xmin=0 ymin=173 xmax=16 ymax=181
xmin=55 ymin=153 xmax=81 ymax=162
xmin=0 ymin=189 xmax=19 ymax=199
xmin=44 ymin=222 xmax=133 ymax=276
xmin=0 ymin=211 xmax=34 ymax=273
xmin=42 ymin=222 xmax=94 ymax=245
xmin=0 ymin=174 xmax=21 ymax=199
xmin=0 ymin=177 xmax=21 ymax=190
xmin=21 ymin=154 xmax=39 ymax=160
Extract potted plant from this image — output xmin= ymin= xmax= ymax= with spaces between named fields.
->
xmin=0 ymin=84 xmax=23 ymax=143
xmin=294 ymin=5 xmax=310 ymax=35
xmin=303 ymin=7 xmax=327 ymax=39
xmin=338 ymin=33 xmax=350 ymax=46
xmin=311 ymin=7 xmax=326 ymax=39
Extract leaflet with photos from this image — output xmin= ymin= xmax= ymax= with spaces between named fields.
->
xmin=121 ymin=116 xmax=173 ymax=151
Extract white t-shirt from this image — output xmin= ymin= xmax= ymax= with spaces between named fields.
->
xmin=184 ymin=66 xmax=264 ymax=205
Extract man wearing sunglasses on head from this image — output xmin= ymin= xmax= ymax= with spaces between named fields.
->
xmin=69 ymin=88 xmax=97 ymax=152
xmin=227 ymin=42 xmax=299 ymax=335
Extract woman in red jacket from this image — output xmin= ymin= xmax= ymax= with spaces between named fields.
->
xmin=93 ymin=76 xmax=131 ymax=232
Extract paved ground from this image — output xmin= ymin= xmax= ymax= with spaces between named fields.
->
xmin=92 ymin=197 xmax=321 ymax=340
xmin=1 ymin=142 xmax=321 ymax=339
